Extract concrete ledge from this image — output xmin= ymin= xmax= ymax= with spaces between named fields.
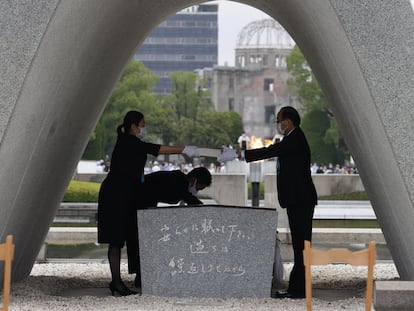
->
xmin=37 ymin=227 xmax=98 ymax=261
xmin=374 ymin=281 xmax=414 ymax=311
xmin=278 ymin=228 xmax=385 ymax=244
xmin=277 ymin=228 xmax=385 ymax=262
xmin=45 ymin=227 xmax=97 ymax=244
xmin=44 ymin=227 xmax=385 ymax=245
xmin=39 ymin=227 xmax=386 ymax=262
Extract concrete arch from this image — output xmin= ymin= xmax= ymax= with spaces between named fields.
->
xmin=1 ymin=0 xmax=413 ymax=281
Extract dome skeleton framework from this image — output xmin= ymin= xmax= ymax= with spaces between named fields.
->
xmin=236 ymin=19 xmax=295 ymax=49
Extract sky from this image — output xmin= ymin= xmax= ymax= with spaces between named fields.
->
xmin=208 ymin=1 xmax=271 ymax=66
xmin=209 ymin=0 xmax=414 ymax=66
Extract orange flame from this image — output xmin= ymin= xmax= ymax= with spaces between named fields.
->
xmin=249 ymin=136 xmax=274 ymax=149
xmin=249 ymin=135 xmax=263 ymax=149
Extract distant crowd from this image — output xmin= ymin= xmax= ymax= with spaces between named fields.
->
xmin=96 ymin=159 xmax=358 ymax=175
xmin=95 ymin=160 xmax=226 ymax=175
xmin=310 ymin=163 xmax=358 ymax=174
xmin=143 ymin=161 xmax=226 ymax=174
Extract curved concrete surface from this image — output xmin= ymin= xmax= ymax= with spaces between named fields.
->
xmin=1 ymin=0 xmax=413 ymax=281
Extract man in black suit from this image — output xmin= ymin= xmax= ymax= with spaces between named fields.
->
xmin=128 ymin=167 xmax=212 ymax=288
xmin=244 ymin=106 xmax=317 ymax=299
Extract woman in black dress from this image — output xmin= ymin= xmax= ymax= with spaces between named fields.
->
xmin=97 ymin=110 xmax=195 ymax=296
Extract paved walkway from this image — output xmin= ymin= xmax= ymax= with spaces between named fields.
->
xmin=8 ymin=261 xmax=398 ymax=311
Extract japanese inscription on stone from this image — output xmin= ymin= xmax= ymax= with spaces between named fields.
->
xmin=137 ymin=205 xmax=277 ymax=298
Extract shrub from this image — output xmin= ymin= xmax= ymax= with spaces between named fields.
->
xmin=63 ymin=180 xmax=100 ymax=202
xmin=63 ymin=180 xmax=368 ymax=203
xmin=319 ymin=191 xmax=369 ymax=200
xmin=247 ymin=183 xmax=265 ymax=200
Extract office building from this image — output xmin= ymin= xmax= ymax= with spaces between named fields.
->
xmin=134 ymin=4 xmax=218 ymax=94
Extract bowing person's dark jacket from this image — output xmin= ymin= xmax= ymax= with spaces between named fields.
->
xmin=245 ymin=127 xmax=317 ymax=209
xmin=140 ymin=170 xmax=203 ymax=208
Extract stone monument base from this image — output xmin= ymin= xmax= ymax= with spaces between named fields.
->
xmin=137 ymin=205 xmax=278 ymax=298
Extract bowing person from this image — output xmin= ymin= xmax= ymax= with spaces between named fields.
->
xmin=128 ymin=167 xmax=212 ymax=288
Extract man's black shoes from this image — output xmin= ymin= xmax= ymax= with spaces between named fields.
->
xmin=271 ymin=290 xmax=305 ymax=299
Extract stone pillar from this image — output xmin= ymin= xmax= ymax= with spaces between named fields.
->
xmin=0 ymin=0 xmax=186 ymax=280
xmin=268 ymin=0 xmax=414 ymax=279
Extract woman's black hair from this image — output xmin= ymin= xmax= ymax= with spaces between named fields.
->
xmin=188 ymin=167 xmax=212 ymax=187
xmin=279 ymin=106 xmax=301 ymax=126
xmin=116 ymin=110 xmax=144 ymax=135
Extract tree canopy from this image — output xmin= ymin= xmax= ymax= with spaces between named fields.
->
xmin=286 ymin=45 xmax=349 ymax=165
xmin=82 ymin=61 xmax=243 ymax=161
xmin=83 ymin=61 xmax=160 ymax=159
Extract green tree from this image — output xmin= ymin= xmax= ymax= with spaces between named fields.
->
xmin=187 ymin=110 xmax=243 ymax=147
xmin=222 ymin=110 xmax=244 ymax=146
xmin=159 ymin=71 xmax=242 ymax=148
xmin=83 ymin=61 xmax=159 ymax=159
xmin=286 ymin=46 xmax=327 ymax=112
xmin=301 ymin=110 xmax=337 ymax=164
xmin=83 ymin=64 xmax=244 ymax=161
xmin=162 ymin=71 xmax=212 ymax=144
xmin=286 ymin=45 xmax=349 ymax=164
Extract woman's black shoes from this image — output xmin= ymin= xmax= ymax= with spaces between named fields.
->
xmin=109 ymin=281 xmax=138 ymax=296
xmin=272 ymin=289 xmax=305 ymax=299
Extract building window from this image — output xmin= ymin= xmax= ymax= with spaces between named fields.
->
xmin=275 ymin=56 xmax=287 ymax=68
xmin=182 ymin=55 xmax=196 ymax=60
xmin=237 ymin=55 xmax=245 ymax=67
xmin=228 ymin=98 xmax=235 ymax=111
xmin=250 ymin=54 xmax=262 ymax=64
xmin=265 ymin=105 xmax=276 ymax=123
xmin=264 ymin=78 xmax=274 ymax=91
xmin=281 ymin=56 xmax=286 ymax=68
xmin=263 ymin=55 xmax=268 ymax=66
xmin=229 ymin=77 xmax=234 ymax=91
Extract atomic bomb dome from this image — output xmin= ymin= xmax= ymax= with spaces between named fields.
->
xmin=212 ymin=18 xmax=300 ymax=140
xmin=236 ymin=19 xmax=295 ymax=49
xmin=235 ymin=19 xmax=295 ymax=68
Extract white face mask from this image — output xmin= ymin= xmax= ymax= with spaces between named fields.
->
xmin=137 ymin=126 xmax=147 ymax=139
xmin=277 ymin=123 xmax=285 ymax=135
xmin=188 ymin=179 xmax=198 ymax=195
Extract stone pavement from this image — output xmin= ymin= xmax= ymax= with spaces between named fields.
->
xmin=16 ymin=260 xmax=396 ymax=311
xmin=58 ymin=281 xmax=364 ymax=302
